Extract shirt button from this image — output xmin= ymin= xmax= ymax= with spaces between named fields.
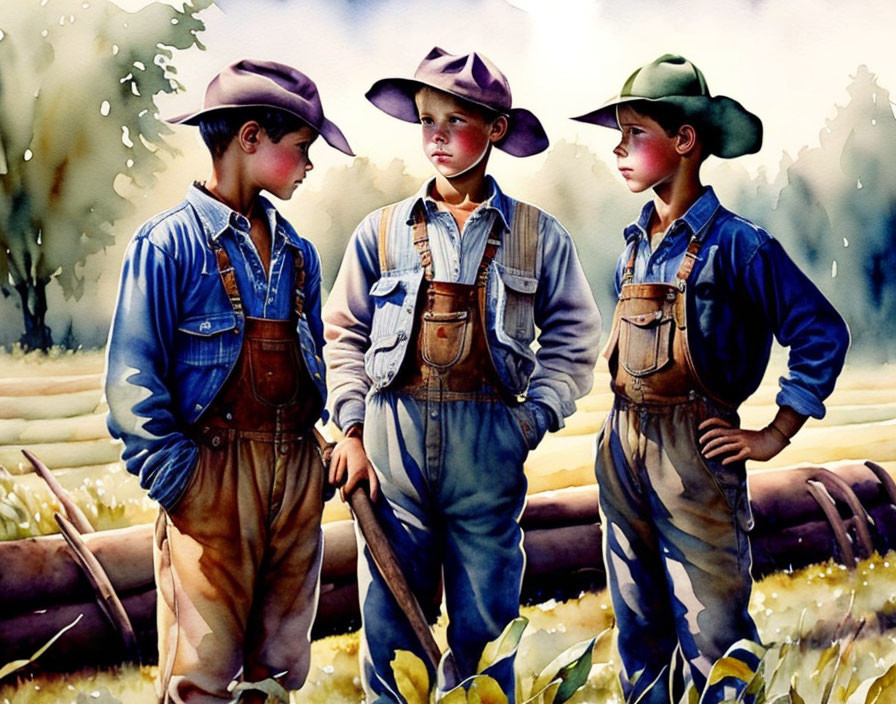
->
xmin=211 ymin=435 xmax=222 ymax=448
xmin=430 ymin=410 xmax=438 ymax=419
xmin=280 ymin=444 xmax=289 ymax=455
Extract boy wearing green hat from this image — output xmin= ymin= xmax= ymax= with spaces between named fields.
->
xmin=573 ymin=54 xmax=848 ymax=702
xmin=323 ymin=47 xmax=600 ymax=701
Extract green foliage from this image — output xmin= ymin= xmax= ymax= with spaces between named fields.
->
xmin=389 ymin=617 xmax=598 ymax=704
xmin=230 ymin=677 xmax=291 ymax=704
xmin=0 ymin=0 xmax=211 ymax=348
xmin=291 ymin=157 xmax=419 ymax=292
xmin=0 ymin=462 xmax=154 ymax=540
xmin=736 ymin=66 xmax=896 ymax=360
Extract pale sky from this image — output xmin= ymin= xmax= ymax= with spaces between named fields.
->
xmin=111 ymin=0 xmax=896 ymax=182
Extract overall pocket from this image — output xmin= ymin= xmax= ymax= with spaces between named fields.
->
xmin=421 ymin=310 xmax=472 ymax=368
xmin=618 ymin=310 xmax=674 ymax=377
xmin=247 ymin=337 xmax=302 ymax=407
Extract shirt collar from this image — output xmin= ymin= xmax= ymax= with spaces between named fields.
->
xmin=410 ymin=175 xmax=512 ymax=231
xmin=623 ymin=186 xmax=721 ymax=244
xmin=185 ymin=183 xmax=302 ymax=249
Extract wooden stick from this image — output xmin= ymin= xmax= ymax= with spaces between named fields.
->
xmin=347 ymin=487 xmax=443 ymax=671
xmin=54 ymin=512 xmax=140 ymax=660
xmin=23 ymin=448 xmax=94 ymax=534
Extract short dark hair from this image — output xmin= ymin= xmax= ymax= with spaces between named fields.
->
xmin=198 ymin=108 xmax=310 ymax=158
xmin=626 ymin=100 xmax=717 ymax=155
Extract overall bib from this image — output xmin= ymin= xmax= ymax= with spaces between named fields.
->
xmin=596 ymin=230 xmax=758 ymax=704
xmin=360 ymin=206 xmax=529 ymax=703
xmin=155 ymin=244 xmax=325 ymax=704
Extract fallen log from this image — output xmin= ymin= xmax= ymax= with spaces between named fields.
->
xmin=2 ymin=460 xmax=896 ymax=672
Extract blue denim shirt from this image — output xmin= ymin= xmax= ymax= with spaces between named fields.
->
xmin=617 ymin=187 xmax=849 ymax=418
xmin=323 ymin=177 xmax=602 ymax=447
xmin=105 ymin=185 xmax=327 ymax=510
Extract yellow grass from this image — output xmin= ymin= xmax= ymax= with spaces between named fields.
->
xmin=2 ymin=351 xmax=896 ymax=700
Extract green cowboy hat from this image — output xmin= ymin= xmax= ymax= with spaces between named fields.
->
xmin=571 ymin=54 xmax=762 ymax=158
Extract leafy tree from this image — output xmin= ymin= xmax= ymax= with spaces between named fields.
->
xmin=291 ymin=157 xmax=419 ymax=293
xmin=514 ymin=139 xmax=642 ymax=323
xmin=775 ymin=65 xmax=896 ymax=358
xmin=0 ymin=0 xmax=211 ymax=350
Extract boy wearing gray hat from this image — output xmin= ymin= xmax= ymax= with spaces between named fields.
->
xmin=105 ymin=59 xmax=353 ymax=703
xmin=323 ymin=47 xmax=600 ymax=701
xmin=573 ymin=54 xmax=849 ymax=703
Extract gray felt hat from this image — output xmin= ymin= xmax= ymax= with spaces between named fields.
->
xmin=166 ymin=59 xmax=354 ymax=156
xmin=571 ymin=54 xmax=762 ymax=158
xmin=366 ymin=47 xmax=549 ymax=157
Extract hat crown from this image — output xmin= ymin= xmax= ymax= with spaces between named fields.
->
xmin=623 ymin=54 xmax=710 ymax=100
xmin=205 ymin=59 xmax=324 ymax=123
xmin=414 ymin=47 xmax=512 ymax=112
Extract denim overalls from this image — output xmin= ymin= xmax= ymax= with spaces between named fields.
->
xmin=359 ymin=202 xmax=538 ymax=703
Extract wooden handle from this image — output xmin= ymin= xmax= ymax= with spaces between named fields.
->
xmin=347 ymin=487 xmax=442 ymax=670
xmin=24 ymin=449 xmax=94 ymax=534
xmin=54 ymin=513 xmax=140 ymax=660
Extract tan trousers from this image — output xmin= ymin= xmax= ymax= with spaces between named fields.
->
xmin=154 ymin=432 xmax=324 ymax=703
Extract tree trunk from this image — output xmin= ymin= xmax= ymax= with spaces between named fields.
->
xmin=14 ymin=276 xmax=52 ymax=351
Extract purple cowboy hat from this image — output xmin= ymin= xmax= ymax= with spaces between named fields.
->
xmin=366 ymin=47 xmax=549 ymax=157
xmin=166 ymin=59 xmax=354 ymax=156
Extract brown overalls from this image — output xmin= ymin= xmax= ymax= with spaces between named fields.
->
xmin=392 ymin=207 xmax=504 ymax=398
xmin=154 ymin=244 xmax=325 ymax=704
xmin=595 ymin=230 xmax=759 ymax=700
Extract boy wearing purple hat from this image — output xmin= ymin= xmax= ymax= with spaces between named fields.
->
xmin=572 ymin=55 xmax=848 ymax=702
xmin=105 ymin=59 xmax=353 ymax=703
xmin=323 ymin=47 xmax=600 ymax=701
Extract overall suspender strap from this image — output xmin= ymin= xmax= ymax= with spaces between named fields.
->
xmin=213 ymin=244 xmax=244 ymax=316
xmin=622 ymin=241 xmax=638 ymax=285
xmin=622 ymin=203 xmax=721 ymax=289
xmin=411 ymin=205 xmax=434 ymax=280
xmin=293 ymin=247 xmax=306 ymax=319
xmin=377 ymin=204 xmax=397 ymax=273
xmin=210 ymin=239 xmax=306 ymax=320
xmin=675 ymin=233 xmax=706 ymax=283
xmin=506 ymin=202 xmax=539 ymax=277
xmin=408 ymin=205 xmax=503 ymax=282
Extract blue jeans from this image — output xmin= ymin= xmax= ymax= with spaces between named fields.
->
xmin=359 ymin=390 xmax=529 ymax=703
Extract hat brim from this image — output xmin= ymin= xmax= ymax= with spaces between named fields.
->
xmin=366 ymin=78 xmax=549 ymax=157
xmin=165 ymin=104 xmax=355 ymax=157
xmin=571 ymin=94 xmax=762 ymax=158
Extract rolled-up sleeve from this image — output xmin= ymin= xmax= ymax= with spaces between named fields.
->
xmin=105 ymin=233 xmax=198 ymax=510
xmin=744 ymin=239 xmax=850 ymax=418
xmin=322 ymin=212 xmax=381 ymax=431
xmin=528 ymin=214 xmax=602 ymax=428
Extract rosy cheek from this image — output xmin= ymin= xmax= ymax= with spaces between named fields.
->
xmin=452 ymin=127 xmax=487 ymax=157
xmin=268 ymin=152 xmax=298 ymax=178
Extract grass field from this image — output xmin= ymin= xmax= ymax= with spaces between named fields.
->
xmin=1 ymin=347 xmax=896 ymax=702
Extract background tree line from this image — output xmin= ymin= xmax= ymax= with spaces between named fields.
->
xmin=1 ymin=0 xmax=893 ymax=360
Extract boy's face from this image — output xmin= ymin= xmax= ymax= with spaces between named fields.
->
xmin=613 ymin=105 xmax=682 ymax=193
xmin=252 ymin=124 xmax=318 ymax=200
xmin=414 ymin=88 xmax=503 ymax=179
